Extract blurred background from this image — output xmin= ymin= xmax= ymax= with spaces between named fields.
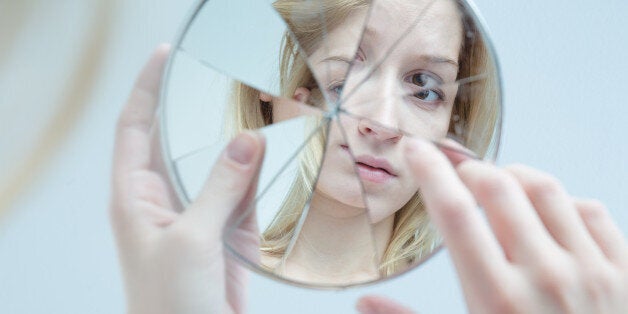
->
xmin=1 ymin=0 xmax=626 ymax=313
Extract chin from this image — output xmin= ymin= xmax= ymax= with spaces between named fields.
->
xmin=365 ymin=195 xmax=417 ymax=223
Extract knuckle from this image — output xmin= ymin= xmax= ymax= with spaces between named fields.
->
xmin=535 ymin=258 xmax=577 ymax=296
xmin=474 ymin=169 xmax=516 ymax=200
xmin=202 ymin=159 xmax=251 ymax=199
xmin=488 ymin=286 xmax=522 ymax=314
xmin=215 ymin=158 xmax=251 ymax=187
xmin=129 ymin=171 xmax=170 ymax=205
xmin=525 ymin=173 xmax=565 ymax=202
xmin=164 ymin=224 xmax=209 ymax=251
xmin=582 ymin=263 xmax=620 ymax=302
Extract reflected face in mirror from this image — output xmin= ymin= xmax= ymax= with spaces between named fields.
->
xmin=164 ymin=0 xmax=501 ymax=287
xmin=272 ymin=0 xmax=463 ymax=224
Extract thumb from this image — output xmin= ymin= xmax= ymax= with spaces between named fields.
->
xmin=179 ymin=131 xmax=265 ymax=234
xmin=356 ymin=295 xmax=416 ymax=314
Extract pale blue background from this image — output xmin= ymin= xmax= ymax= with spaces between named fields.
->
xmin=1 ymin=0 xmax=626 ymax=313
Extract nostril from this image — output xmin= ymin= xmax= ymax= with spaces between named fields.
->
xmin=358 ymin=119 xmax=373 ymax=135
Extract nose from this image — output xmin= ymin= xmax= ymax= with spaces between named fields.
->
xmin=358 ymin=118 xmax=402 ymax=143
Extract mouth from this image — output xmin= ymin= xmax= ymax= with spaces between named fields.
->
xmin=340 ymin=145 xmax=397 ymax=184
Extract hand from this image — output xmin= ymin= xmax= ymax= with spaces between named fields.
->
xmin=357 ymin=139 xmax=628 ymax=314
xmin=110 ymin=45 xmax=265 ymax=314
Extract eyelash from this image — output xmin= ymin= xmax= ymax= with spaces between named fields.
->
xmin=327 ymin=81 xmax=345 ymax=101
xmin=415 ymin=88 xmax=444 ymax=101
xmin=407 ymin=72 xmax=445 ymax=104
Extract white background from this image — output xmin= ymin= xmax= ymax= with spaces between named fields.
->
xmin=1 ymin=0 xmax=626 ymax=313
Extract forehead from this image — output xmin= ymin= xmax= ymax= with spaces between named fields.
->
xmin=369 ymin=0 xmax=461 ymax=28
xmin=366 ymin=0 xmax=463 ymax=59
xmin=312 ymin=0 xmax=463 ymax=62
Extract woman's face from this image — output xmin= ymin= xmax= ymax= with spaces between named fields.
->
xmin=275 ymin=0 xmax=463 ymax=223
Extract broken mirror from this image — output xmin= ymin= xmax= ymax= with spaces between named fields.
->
xmin=159 ymin=0 xmax=502 ymax=288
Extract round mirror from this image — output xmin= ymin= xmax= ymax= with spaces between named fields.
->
xmin=160 ymin=0 xmax=502 ymax=288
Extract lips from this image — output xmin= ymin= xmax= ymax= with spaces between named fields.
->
xmin=340 ymin=145 xmax=397 ymax=183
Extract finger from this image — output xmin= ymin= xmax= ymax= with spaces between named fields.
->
xmin=436 ymin=137 xmax=478 ymax=167
xmin=179 ymin=131 xmax=265 ymax=237
xmin=506 ymin=165 xmax=602 ymax=258
xmin=113 ymin=44 xmax=170 ymax=178
xmin=574 ymin=198 xmax=628 ymax=266
xmin=356 ymin=295 xmax=415 ymax=314
xmin=110 ymin=44 xmax=171 ymax=227
xmin=404 ymin=138 xmax=508 ymax=292
xmin=457 ymin=160 xmax=561 ymax=263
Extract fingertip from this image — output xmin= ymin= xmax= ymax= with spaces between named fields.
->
xmin=134 ymin=44 xmax=172 ymax=94
xmin=355 ymin=295 xmax=382 ymax=314
xmin=156 ymin=43 xmax=171 ymax=54
xmin=355 ymin=295 xmax=415 ymax=314
xmin=436 ymin=138 xmax=478 ymax=166
xmin=404 ymin=136 xmax=433 ymax=156
xmin=404 ymin=137 xmax=441 ymax=174
xmin=355 ymin=297 xmax=370 ymax=314
xmin=574 ymin=198 xmax=606 ymax=210
xmin=404 ymin=136 xmax=460 ymax=185
xmin=226 ymin=131 xmax=261 ymax=166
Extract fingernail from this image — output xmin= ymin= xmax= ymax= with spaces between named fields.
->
xmin=436 ymin=138 xmax=479 ymax=166
xmin=227 ymin=132 xmax=257 ymax=165
xmin=438 ymin=138 xmax=478 ymax=158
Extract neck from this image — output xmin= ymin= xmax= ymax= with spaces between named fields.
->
xmin=279 ymin=191 xmax=395 ymax=285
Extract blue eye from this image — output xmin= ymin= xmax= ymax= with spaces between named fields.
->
xmin=415 ymin=89 xmax=443 ymax=101
xmin=410 ymin=73 xmax=444 ymax=102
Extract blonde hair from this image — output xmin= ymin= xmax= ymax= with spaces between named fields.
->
xmin=229 ymin=0 xmax=500 ymax=276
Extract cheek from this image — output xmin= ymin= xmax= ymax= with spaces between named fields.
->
xmin=398 ymin=108 xmax=453 ymax=140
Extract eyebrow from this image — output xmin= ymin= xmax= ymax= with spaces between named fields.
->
xmin=421 ymin=55 xmax=459 ymax=68
xmin=319 ymin=56 xmax=353 ymax=64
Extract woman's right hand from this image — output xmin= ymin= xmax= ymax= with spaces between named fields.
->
xmin=357 ymin=139 xmax=628 ymax=314
xmin=110 ymin=45 xmax=265 ymax=314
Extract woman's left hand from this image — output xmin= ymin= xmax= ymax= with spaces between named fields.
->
xmin=356 ymin=139 xmax=628 ymax=314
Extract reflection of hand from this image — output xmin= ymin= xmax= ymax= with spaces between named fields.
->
xmin=110 ymin=45 xmax=265 ymax=314
xmin=357 ymin=139 xmax=628 ymax=314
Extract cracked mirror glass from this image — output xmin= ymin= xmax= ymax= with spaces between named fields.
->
xmin=160 ymin=0 xmax=502 ymax=288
